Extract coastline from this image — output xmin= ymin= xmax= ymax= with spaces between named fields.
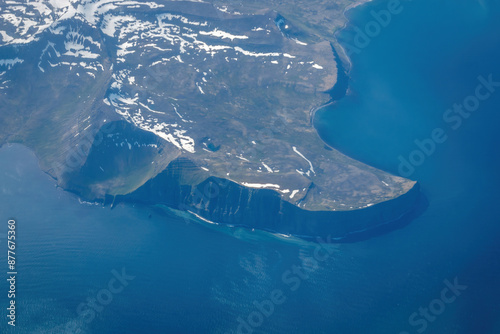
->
xmin=334 ymin=0 xmax=375 ymax=71
xmin=0 ymin=0 xmax=422 ymax=243
xmin=310 ymin=0 xmax=376 ymax=123
xmin=0 ymin=143 xmax=422 ymax=242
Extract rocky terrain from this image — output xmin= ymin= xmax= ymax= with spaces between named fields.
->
xmin=0 ymin=0 xmax=418 ymax=238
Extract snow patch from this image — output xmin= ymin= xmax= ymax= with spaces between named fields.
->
xmin=199 ymin=28 xmax=248 ymax=41
xmin=241 ymin=183 xmax=281 ymax=189
xmin=293 ymin=146 xmax=315 ymax=175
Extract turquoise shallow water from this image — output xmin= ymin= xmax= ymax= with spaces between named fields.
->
xmin=1 ymin=0 xmax=500 ymax=333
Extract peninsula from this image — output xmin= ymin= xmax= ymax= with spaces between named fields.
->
xmin=0 ymin=0 xmax=418 ymax=239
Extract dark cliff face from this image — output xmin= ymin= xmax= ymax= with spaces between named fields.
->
xmin=114 ymin=156 xmax=422 ymax=241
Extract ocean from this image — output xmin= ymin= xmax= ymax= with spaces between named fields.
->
xmin=1 ymin=0 xmax=500 ymax=333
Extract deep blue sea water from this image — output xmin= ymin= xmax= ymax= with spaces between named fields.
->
xmin=1 ymin=0 xmax=499 ymax=333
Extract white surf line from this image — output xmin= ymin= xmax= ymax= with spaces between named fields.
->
xmin=292 ymin=146 xmax=315 ymax=174
xmin=188 ymin=210 xmax=219 ymax=225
